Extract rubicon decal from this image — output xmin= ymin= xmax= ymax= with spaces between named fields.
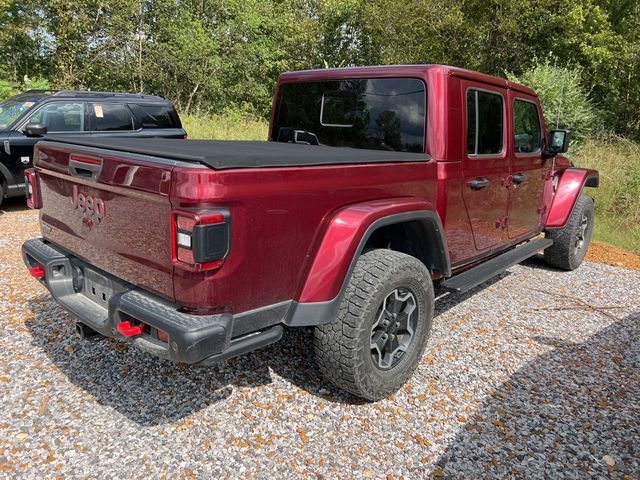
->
xmin=70 ymin=184 xmax=106 ymax=223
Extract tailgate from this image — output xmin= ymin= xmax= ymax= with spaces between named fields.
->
xmin=34 ymin=141 xmax=176 ymax=301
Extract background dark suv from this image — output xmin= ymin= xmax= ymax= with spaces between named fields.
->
xmin=0 ymin=90 xmax=185 ymax=206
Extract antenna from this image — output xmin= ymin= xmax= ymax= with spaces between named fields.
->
xmin=556 ymin=74 xmax=564 ymax=129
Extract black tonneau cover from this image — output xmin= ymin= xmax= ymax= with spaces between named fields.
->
xmin=44 ymin=137 xmax=429 ymax=170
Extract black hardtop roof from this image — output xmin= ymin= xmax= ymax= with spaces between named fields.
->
xmin=42 ymin=137 xmax=430 ymax=170
xmin=279 ymin=64 xmax=537 ymax=97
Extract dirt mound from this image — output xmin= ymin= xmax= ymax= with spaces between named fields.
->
xmin=587 ymin=240 xmax=640 ymax=271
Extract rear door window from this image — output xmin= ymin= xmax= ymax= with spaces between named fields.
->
xmin=89 ymin=103 xmax=135 ymax=131
xmin=513 ymin=99 xmax=542 ymax=153
xmin=466 ymin=89 xmax=504 ymax=156
xmin=27 ymin=102 xmax=84 ymax=132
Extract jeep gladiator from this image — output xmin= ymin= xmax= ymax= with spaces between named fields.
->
xmin=22 ymin=65 xmax=599 ymax=400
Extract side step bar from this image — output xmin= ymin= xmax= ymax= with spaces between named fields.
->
xmin=441 ymin=238 xmax=553 ymax=294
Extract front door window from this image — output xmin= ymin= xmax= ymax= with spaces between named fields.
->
xmin=27 ymin=103 xmax=84 ymax=132
xmin=513 ymin=100 xmax=542 ymax=154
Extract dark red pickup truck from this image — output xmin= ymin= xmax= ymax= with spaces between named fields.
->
xmin=22 ymin=65 xmax=598 ymax=400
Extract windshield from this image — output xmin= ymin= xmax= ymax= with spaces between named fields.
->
xmin=0 ymin=99 xmax=38 ymax=130
xmin=273 ymin=77 xmax=426 ymax=153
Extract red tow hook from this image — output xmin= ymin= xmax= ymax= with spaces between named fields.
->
xmin=117 ymin=321 xmax=144 ymax=337
xmin=28 ymin=266 xmax=46 ymax=279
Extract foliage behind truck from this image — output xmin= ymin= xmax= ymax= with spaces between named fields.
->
xmin=22 ymin=65 xmax=598 ymax=400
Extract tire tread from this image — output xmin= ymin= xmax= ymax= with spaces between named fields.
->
xmin=314 ymin=249 xmax=434 ymax=400
xmin=544 ymin=195 xmax=594 ymax=270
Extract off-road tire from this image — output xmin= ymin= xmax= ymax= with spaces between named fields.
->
xmin=544 ymin=195 xmax=595 ymax=271
xmin=314 ymin=249 xmax=434 ymax=401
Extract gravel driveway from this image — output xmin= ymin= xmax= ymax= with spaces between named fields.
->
xmin=1 ymin=198 xmax=638 ymax=479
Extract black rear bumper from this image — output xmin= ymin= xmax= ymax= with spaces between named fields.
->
xmin=22 ymin=238 xmax=282 ymax=364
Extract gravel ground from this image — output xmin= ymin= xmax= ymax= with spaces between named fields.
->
xmin=1 ymin=198 xmax=638 ymax=479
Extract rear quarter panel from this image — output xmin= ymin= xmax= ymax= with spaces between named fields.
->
xmin=296 ymin=197 xmax=442 ymax=303
xmin=171 ymin=160 xmax=438 ymax=314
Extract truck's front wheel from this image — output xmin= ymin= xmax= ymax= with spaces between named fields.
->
xmin=544 ymin=195 xmax=595 ymax=271
xmin=314 ymin=249 xmax=434 ymax=401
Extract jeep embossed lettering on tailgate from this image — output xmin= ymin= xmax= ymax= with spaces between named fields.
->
xmin=35 ymin=144 xmax=175 ymax=300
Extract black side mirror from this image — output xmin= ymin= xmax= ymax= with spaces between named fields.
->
xmin=548 ymin=129 xmax=571 ymax=154
xmin=24 ymin=123 xmax=48 ymax=137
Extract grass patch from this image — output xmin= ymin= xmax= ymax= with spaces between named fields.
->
xmin=181 ymin=112 xmax=268 ymax=141
xmin=571 ymin=136 xmax=640 ymax=253
xmin=590 ymin=217 xmax=640 ymax=254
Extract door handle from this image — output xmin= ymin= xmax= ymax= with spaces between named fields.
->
xmin=69 ymin=155 xmax=103 ymax=180
xmin=512 ymin=174 xmax=526 ymax=184
xmin=468 ymin=178 xmax=490 ymax=190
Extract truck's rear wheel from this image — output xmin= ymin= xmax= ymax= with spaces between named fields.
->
xmin=314 ymin=249 xmax=434 ymax=401
xmin=544 ymin=195 xmax=595 ymax=270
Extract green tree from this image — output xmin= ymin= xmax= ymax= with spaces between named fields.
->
xmin=508 ymin=63 xmax=597 ymax=143
xmin=0 ymin=0 xmax=44 ymax=82
xmin=0 ymin=0 xmax=638 ymax=137
xmin=37 ymin=0 xmax=138 ymax=89
xmin=358 ymin=0 xmax=639 ymax=139
xmin=141 ymin=3 xmax=221 ymax=114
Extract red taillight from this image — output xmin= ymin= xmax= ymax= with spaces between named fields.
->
xmin=177 ymin=245 xmax=195 ymax=263
xmin=24 ymin=168 xmax=42 ymax=209
xmin=176 ymin=216 xmax=196 ymax=231
xmin=198 ymin=212 xmax=225 ymax=225
xmin=28 ymin=266 xmax=46 ymax=278
xmin=171 ymin=209 xmax=229 ymax=272
xmin=197 ymin=258 xmax=225 ymax=270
